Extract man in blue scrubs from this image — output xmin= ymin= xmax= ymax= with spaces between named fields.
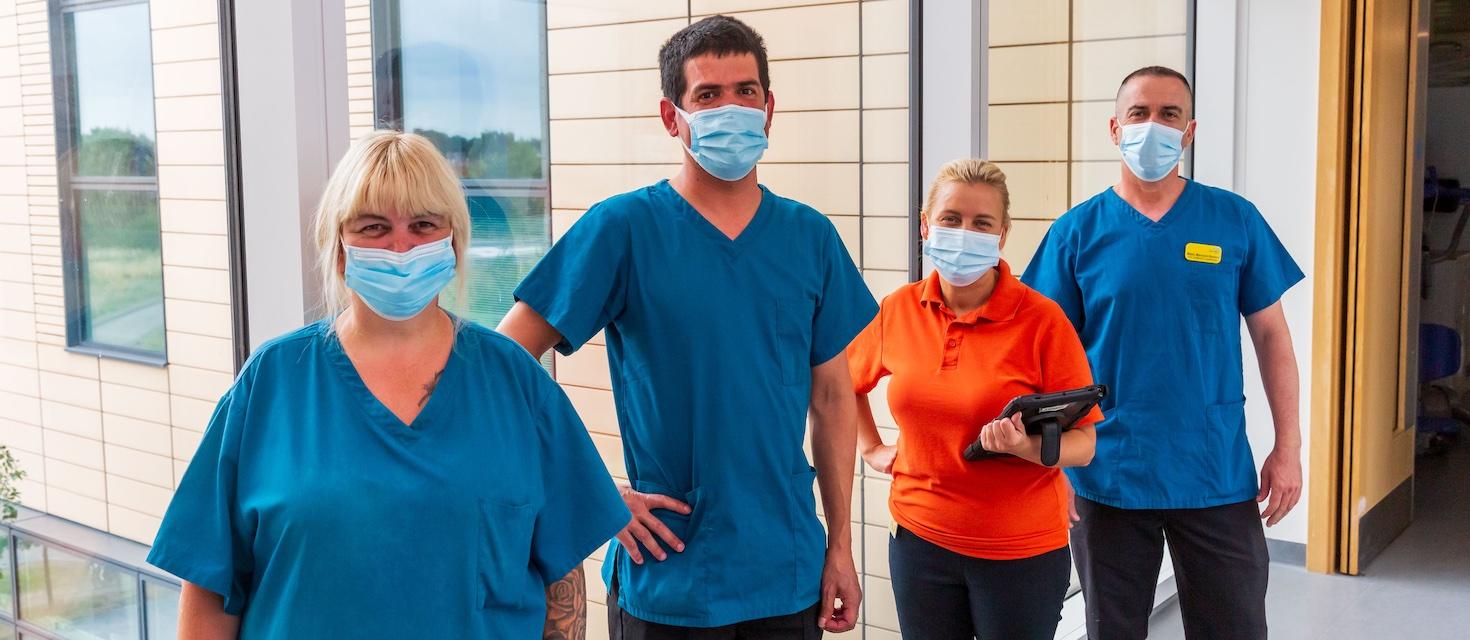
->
xmin=498 ymin=15 xmax=876 ymax=638
xmin=1023 ymin=66 xmax=1304 ymax=639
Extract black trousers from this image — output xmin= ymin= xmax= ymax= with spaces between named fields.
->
xmin=607 ymin=577 xmax=822 ymax=640
xmin=1072 ymin=497 xmax=1269 ymax=640
xmin=888 ymin=525 xmax=1072 ymax=640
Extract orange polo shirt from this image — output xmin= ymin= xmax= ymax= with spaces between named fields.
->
xmin=847 ymin=260 xmax=1102 ymax=560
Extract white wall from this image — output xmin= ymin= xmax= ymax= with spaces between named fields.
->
xmin=1235 ymin=0 xmax=1322 ymax=545
xmin=1427 ymin=86 xmax=1470 ymax=184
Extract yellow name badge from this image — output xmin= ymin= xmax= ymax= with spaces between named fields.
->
xmin=1184 ymin=243 xmax=1223 ymax=264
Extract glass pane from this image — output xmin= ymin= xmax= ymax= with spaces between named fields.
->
xmin=65 ymin=3 xmax=157 ymax=178
xmin=76 ymin=189 xmax=165 ymax=355
xmin=0 ymin=534 xmax=12 ymax=618
xmin=143 ymin=580 xmax=178 ymax=640
xmin=376 ymin=0 xmax=551 ymax=330
xmin=0 ymin=623 xmax=13 ymax=640
xmin=439 ymin=193 xmax=549 ymax=327
xmin=16 ymin=538 xmax=140 ymax=640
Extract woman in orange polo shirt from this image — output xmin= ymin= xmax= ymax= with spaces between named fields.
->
xmin=848 ymin=158 xmax=1101 ymax=640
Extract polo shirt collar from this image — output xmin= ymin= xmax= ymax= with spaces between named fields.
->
xmin=919 ymin=259 xmax=1024 ymax=323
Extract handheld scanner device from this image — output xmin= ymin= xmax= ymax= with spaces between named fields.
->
xmin=963 ymin=385 xmax=1108 ymax=466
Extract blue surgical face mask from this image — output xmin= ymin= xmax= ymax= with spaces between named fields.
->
xmin=1119 ymin=121 xmax=1186 ymax=182
xmin=675 ymin=103 xmax=770 ymax=181
xmin=343 ymin=236 xmax=456 ymax=321
xmin=923 ymin=226 xmax=1002 ymax=287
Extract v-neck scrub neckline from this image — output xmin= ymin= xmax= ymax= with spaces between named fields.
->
xmin=319 ymin=319 xmax=460 ymax=435
xmin=656 ymin=179 xmax=775 ymax=249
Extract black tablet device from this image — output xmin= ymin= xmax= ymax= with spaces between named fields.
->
xmin=962 ymin=384 xmax=1108 ymax=466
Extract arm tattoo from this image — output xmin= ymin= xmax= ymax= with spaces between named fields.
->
xmin=418 ymin=369 xmax=445 ymax=408
xmin=542 ymin=565 xmax=587 ymax=640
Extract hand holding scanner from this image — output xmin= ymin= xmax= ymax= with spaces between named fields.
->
xmin=963 ymin=385 xmax=1107 ymax=466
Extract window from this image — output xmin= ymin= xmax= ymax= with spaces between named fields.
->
xmin=141 ymin=579 xmax=177 ymax=640
xmin=371 ymin=0 xmax=551 ymax=331
xmin=50 ymin=0 xmax=166 ymax=362
xmin=15 ymin=537 xmax=140 ymax=640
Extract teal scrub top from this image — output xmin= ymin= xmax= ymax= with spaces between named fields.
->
xmin=147 ymin=319 xmax=630 ymax=639
xmin=514 ymin=180 xmax=877 ymax=627
xmin=1022 ymin=179 xmax=1304 ymax=510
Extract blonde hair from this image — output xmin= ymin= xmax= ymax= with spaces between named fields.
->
xmin=922 ymin=158 xmax=1012 ymax=230
xmin=311 ymin=130 xmax=471 ymax=317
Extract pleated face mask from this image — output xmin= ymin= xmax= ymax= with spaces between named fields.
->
xmin=342 ymin=236 xmax=456 ymax=321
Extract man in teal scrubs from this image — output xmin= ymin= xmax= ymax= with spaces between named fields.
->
xmin=1023 ymin=66 xmax=1304 ymax=640
xmin=498 ymin=15 xmax=875 ymax=638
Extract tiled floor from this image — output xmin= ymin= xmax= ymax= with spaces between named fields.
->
xmin=1149 ymin=438 xmax=1470 ymax=639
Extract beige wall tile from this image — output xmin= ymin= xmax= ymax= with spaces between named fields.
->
xmin=549 ymin=69 xmax=661 ymax=120
xmin=0 ymin=166 xmax=23 ymax=194
xmin=830 ymin=214 xmax=859 ymax=263
xmin=1071 ymin=35 xmax=1187 ymax=102
xmin=765 ymin=109 xmax=859 ymax=163
xmin=988 ymin=0 xmax=1068 ymax=47
xmin=1070 ymin=160 xmax=1117 ymax=206
xmin=0 ymin=362 xmax=36 ymax=396
xmin=862 ymin=523 xmax=889 ymax=578
xmin=548 ymin=19 xmax=685 ymax=75
xmin=590 ymin=432 xmax=625 ymax=478
xmin=40 ymin=399 xmax=101 ymax=439
xmin=555 ymin=344 xmax=610 ymax=390
xmin=563 ymin=384 xmax=618 ymax=437
xmin=861 ymin=108 xmax=906 ymax=163
xmin=1071 ymin=100 xmax=1120 ymax=162
xmin=166 ymin=364 xmax=231 ymax=402
xmin=550 ymin=209 xmax=583 ymax=243
xmin=106 ymin=474 xmax=172 ymax=518
xmin=165 ymin=331 xmax=232 ymax=373
xmin=151 ymin=23 xmax=219 ymax=64
xmin=864 ymin=574 xmax=899 ymax=632
xmin=159 ymin=198 xmax=228 ymax=235
xmin=988 ymin=43 xmax=1067 ymax=104
xmin=547 ymin=0 xmax=685 ymax=30
xmin=862 ymin=162 xmax=907 ymax=217
xmin=861 ymin=0 xmax=907 ymax=55
xmin=154 ymin=95 xmax=223 ymax=132
xmin=162 ymin=299 xmax=232 ymax=340
xmin=169 ymin=394 xmax=215 ymax=433
xmin=986 ymin=103 xmax=1068 ymax=162
xmin=39 ymin=371 xmax=100 ymax=410
xmin=105 ymin=443 xmax=174 ymax=488
xmin=549 ymin=164 xmax=678 ymax=210
xmin=731 ymin=4 xmax=857 ymax=61
xmin=45 ymin=457 xmax=105 ymax=499
xmin=43 ymin=429 xmax=103 ymax=467
xmin=862 ymin=268 xmax=908 ymax=299
xmin=156 ymin=130 xmax=225 ymax=167
xmin=103 ymin=413 xmax=172 ymax=457
xmin=998 ymin=161 xmax=1069 ymax=219
xmin=163 ymin=266 xmax=231 ymax=305
xmin=35 ymin=344 xmax=96 ymax=378
xmin=153 ymin=59 xmax=222 ymax=98
xmin=98 ymin=359 xmax=169 ymax=393
xmin=770 ymin=57 xmax=860 ymax=112
xmin=862 ymin=216 xmax=908 ymax=271
xmin=0 ymin=337 xmax=35 ymax=368
xmin=758 ymin=163 xmax=859 ymax=216
xmin=1073 ymin=0 xmax=1187 ymax=42
xmin=149 ymin=0 xmax=218 ymax=30
xmin=0 ymin=417 xmax=43 ymax=453
xmin=172 ymin=458 xmax=187 ymax=485
xmin=172 ymin=427 xmax=201 ymax=463
xmin=101 ymin=381 xmax=171 ymax=424
xmin=161 ymin=231 xmax=228 ymax=270
xmin=861 ymin=54 xmax=907 ymax=109
xmin=107 ymin=505 xmax=161 ymax=544
xmin=1004 ymin=218 xmax=1055 ymax=275
xmin=0 ymin=195 xmax=26 ymax=223
xmin=158 ymin=165 xmax=226 ymax=200
xmin=692 ymin=0 xmax=834 ymax=13
xmin=46 ymin=486 xmax=108 ymax=530
xmin=550 ymin=117 xmax=682 ymax=165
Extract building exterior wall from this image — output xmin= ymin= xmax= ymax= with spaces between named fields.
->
xmin=0 ymin=0 xmax=233 ymax=547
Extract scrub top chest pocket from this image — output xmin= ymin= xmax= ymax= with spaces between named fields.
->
xmin=1181 ymin=240 xmax=1241 ymax=335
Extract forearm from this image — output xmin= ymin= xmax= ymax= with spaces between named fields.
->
xmin=1248 ymin=308 xmax=1302 ymax=450
xmin=855 ymin=394 xmax=884 ymax=454
xmin=496 ymin=301 xmax=564 ymax=359
xmin=1005 ymin=427 xmax=1095 ymax=468
xmin=811 ymin=391 xmax=857 ymax=553
xmin=542 ymin=566 xmax=586 ymax=640
xmin=178 ymin=583 xmax=239 ymax=640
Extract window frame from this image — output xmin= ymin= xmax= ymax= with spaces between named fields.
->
xmin=48 ymin=0 xmax=169 ymax=366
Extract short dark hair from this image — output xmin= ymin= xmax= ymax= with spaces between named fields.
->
xmin=659 ymin=15 xmax=770 ymax=109
xmin=1117 ymin=65 xmax=1194 ymax=114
